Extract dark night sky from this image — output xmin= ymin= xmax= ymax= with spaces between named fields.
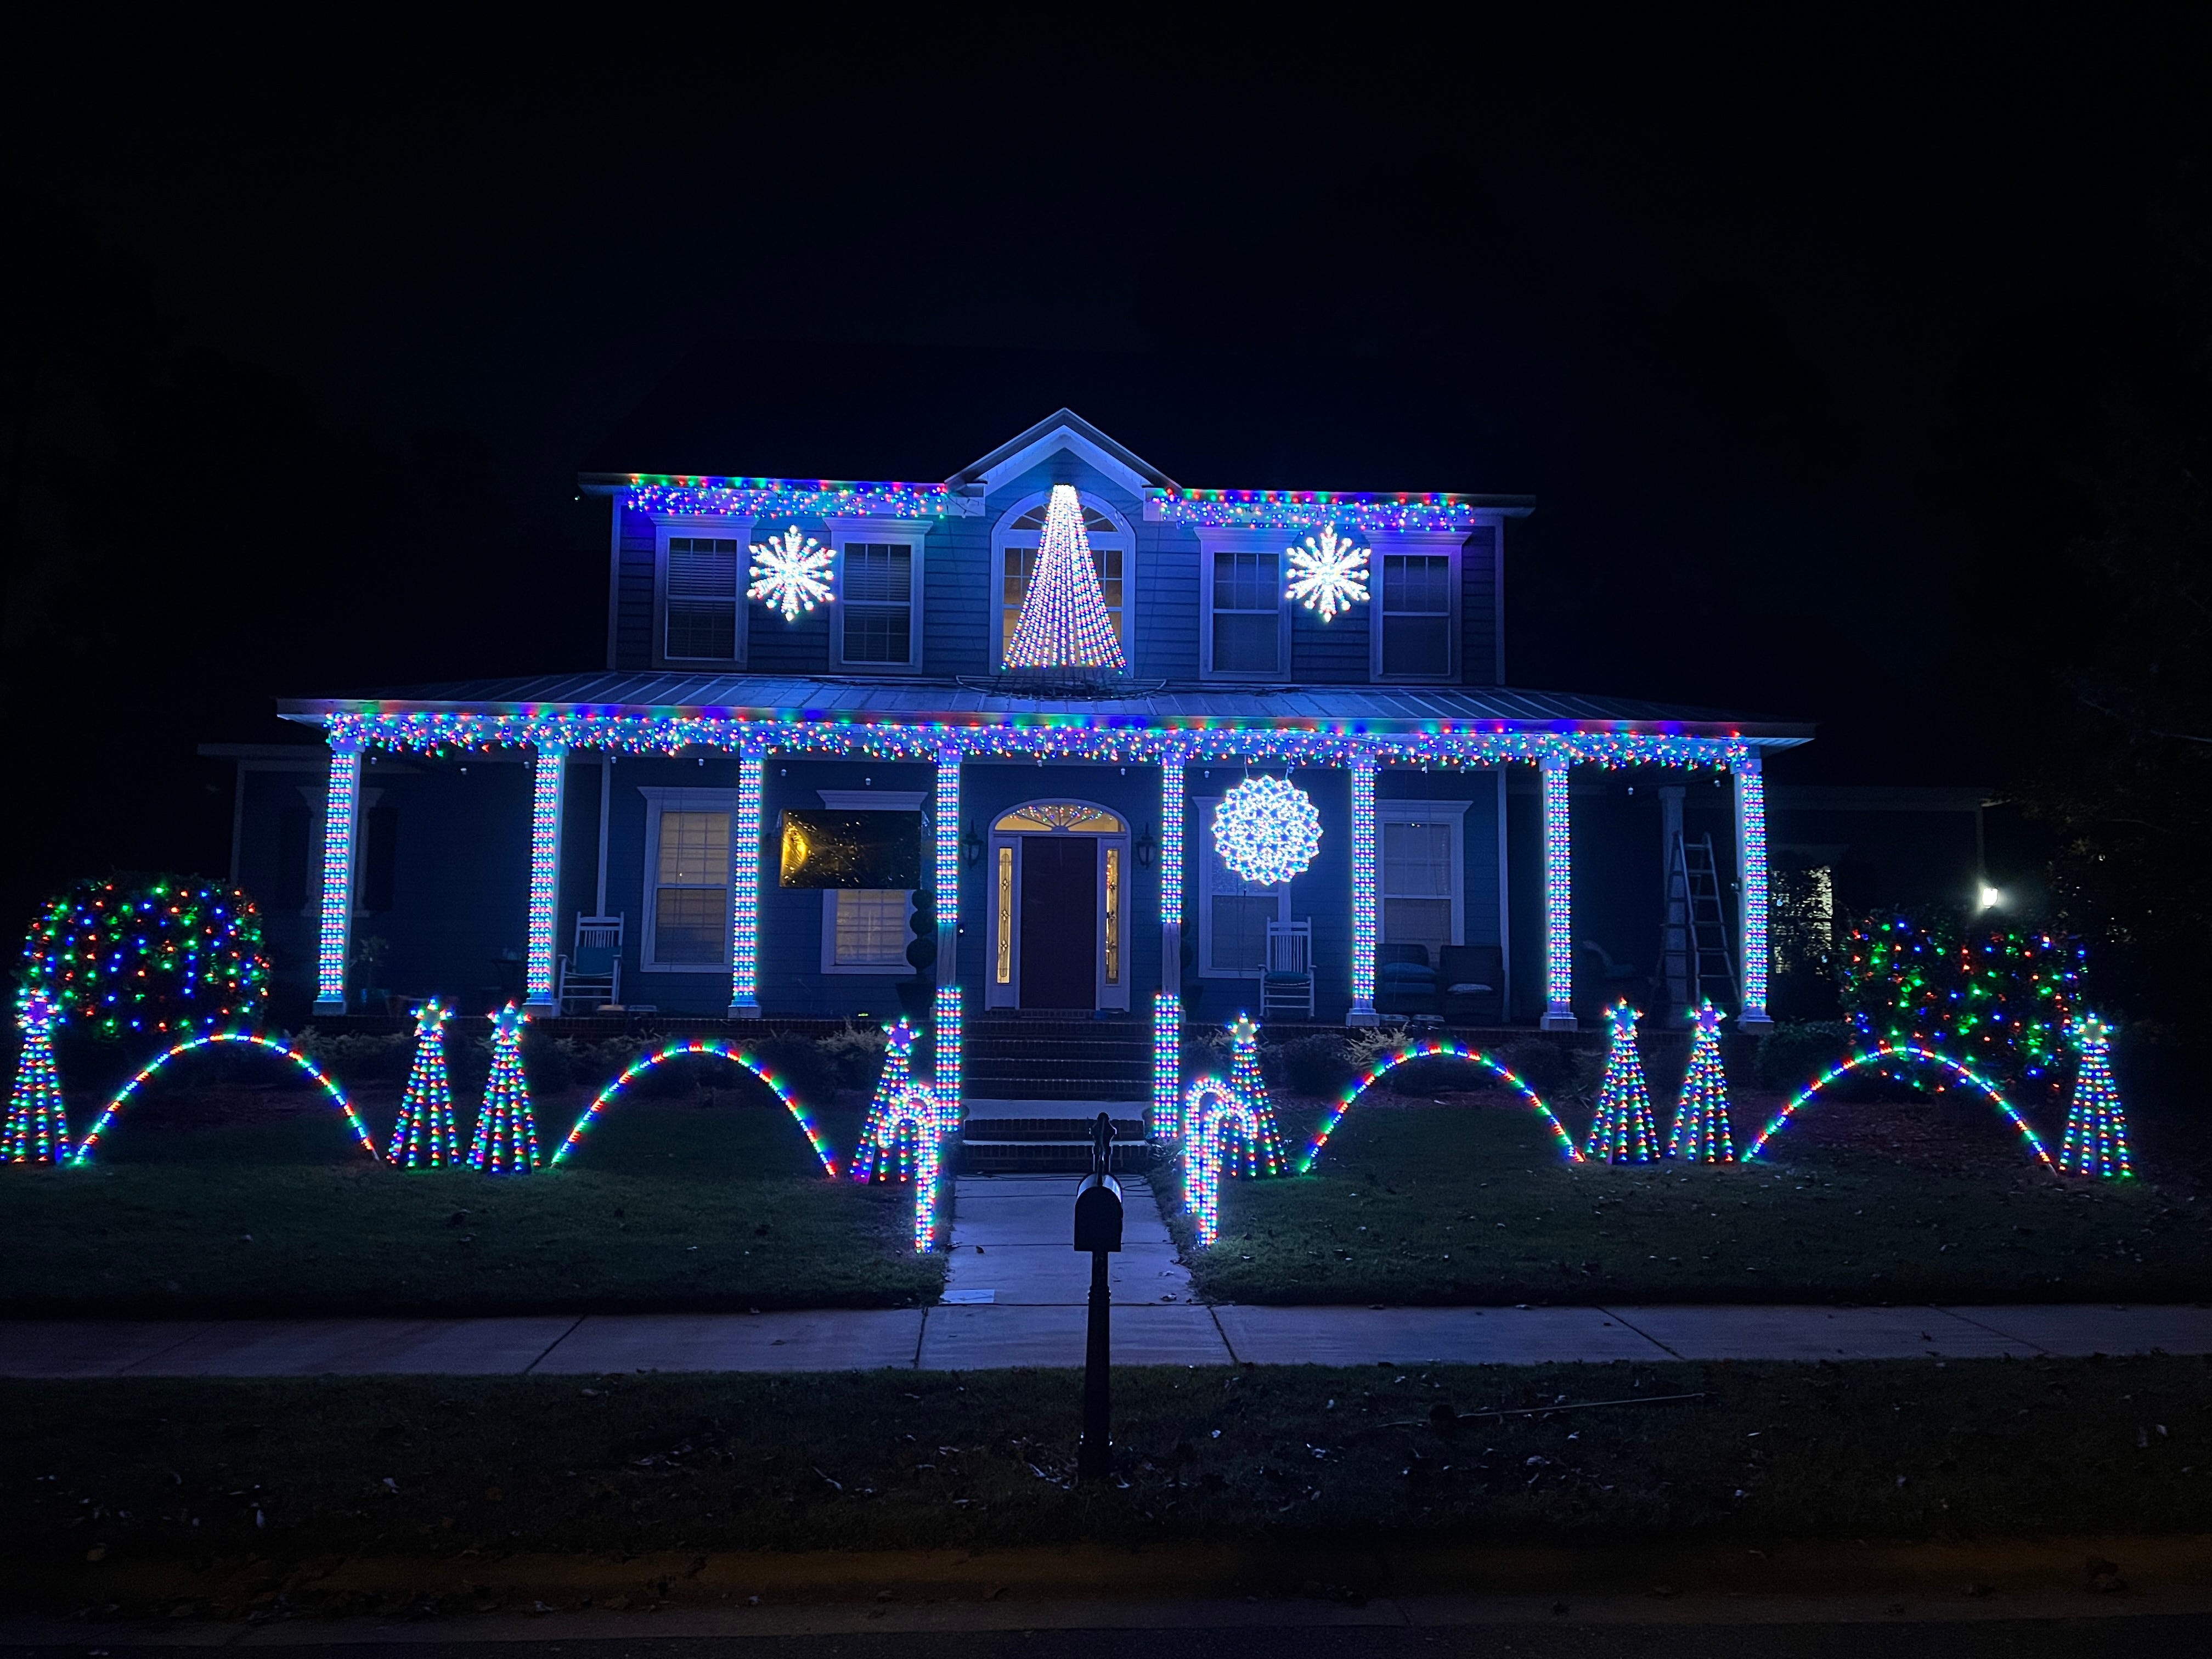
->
xmin=5 ymin=12 xmax=2207 ymax=932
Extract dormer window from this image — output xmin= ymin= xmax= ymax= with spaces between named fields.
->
xmin=1370 ymin=540 xmax=1460 ymax=681
xmin=831 ymin=521 xmax=927 ymax=671
xmin=654 ymin=519 xmax=752 ymax=667
xmin=993 ymin=492 xmax=1131 ymax=663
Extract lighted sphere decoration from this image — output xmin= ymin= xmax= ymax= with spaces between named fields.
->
xmin=1212 ymin=775 xmax=1322 ymax=885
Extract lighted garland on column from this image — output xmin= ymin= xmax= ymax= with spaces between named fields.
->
xmin=1153 ymin=992 xmax=1182 ymax=1141
xmin=1664 ymin=1001 xmax=1734 ymax=1162
xmin=1002 ymin=484 xmax=1126 ymax=671
xmin=2058 ymin=1015 xmax=2132 ymax=1178
xmin=6 ymin=992 xmax=67 ymax=1163
xmin=1224 ymin=1013 xmax=1286 ymax=1176
xmin=468 ymin=1005 xmax=539 ymax=1173
xmin=387 ymin=1001 xmax=460 ymax=1167
xmin=1584 ymin=1001 xmax=1660 ymax=1164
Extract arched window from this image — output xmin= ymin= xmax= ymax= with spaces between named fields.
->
xmin=991 ymin=492 xmax=1134 ymax=664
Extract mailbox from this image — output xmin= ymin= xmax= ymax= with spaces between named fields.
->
xmin=1074 ymin=1173 xmax=1124 ymax=1253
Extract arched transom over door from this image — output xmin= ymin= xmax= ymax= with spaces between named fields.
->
xmin=992 ymin=493 xmax=1134 ymax=666
xmin=986 ymin=801 xmax=1132 ymax=1013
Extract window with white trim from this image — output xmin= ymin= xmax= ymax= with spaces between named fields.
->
xmin=816 ymin=789 xmax=925 ymax=974
xmin=994 ymin=495 xmax=1131 ymax=662
xmin=663 ymin=535 xmax=745 ymax=663
xmin=639 ymin=791 xmax=733 ymax=969
xmin=1379 ymin=801 xmax=1466 ymax=966
xmin=1207 ymin=549 xmax=1284 ymax=676
xmin=1373 ymin=549 xmax=1455 ymax=678
xmin=1196 ymin=797 xmax=1290 ymax=977
xmin=833 ymin=535 xmax=923 ymax=668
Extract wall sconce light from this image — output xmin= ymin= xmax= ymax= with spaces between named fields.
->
xmin=962 ymin=821 xmax=983 ymax=867
xmin=1135 ymin=824 xmax=1156 ymax=870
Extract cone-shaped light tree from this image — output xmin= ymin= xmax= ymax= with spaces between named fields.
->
xmin=388 ymin=1000 xmax=460 ymax=1167
xmin=2058 ymin=1015 xmax=2133 ymax=1177
xmin=1584 ymin=1001 xmax=1661 ymax=1164
xmin=1224 ymin=1012 xmax=1286 ymax=1176
xmin=1002 ymin=484 xmax=1126 ymax=672
xmin=468 ymin=1004 xmax=540 ymax=1172
xmin=6 ymin=992 xmax=67 ymax=1163
xmin=1664 ymin=1001 xmax=1735 ymax=1162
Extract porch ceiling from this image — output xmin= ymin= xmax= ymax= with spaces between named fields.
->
xmin=281 ymin=672 xmax=1813 ymax=745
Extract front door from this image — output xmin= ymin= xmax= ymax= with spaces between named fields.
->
xmin=1019 ymin=836 xmax=1098 ymax=1009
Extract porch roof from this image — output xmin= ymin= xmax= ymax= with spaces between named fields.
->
xmin=281 ymin=671 xmax=1813 ymax=745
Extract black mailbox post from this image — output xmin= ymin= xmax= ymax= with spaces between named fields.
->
xmin=1073 ymin=1112 xmax=1122 ymax=1480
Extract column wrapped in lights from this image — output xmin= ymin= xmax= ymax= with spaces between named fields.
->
xmin=1540 ymin=754 xmax=1576 ymax=1031
xmin=1348 ymin=752 xmax=1378 ymax=1024
xmin=1664 ymin=1001 xmax=1735 ymax=1162
xmin=1734 ymin=753 xmax=1771 ymax=1029
xmin=524 ymin=745 xmax=568 ymax=1008
xmin=314 ymin=738 xmax=364 ymax=1011
xmin=387 ymin=1000 xmax=460 ymax=1167
xmin=1584 ymin=1001 xmax=1660 ymax=1163
xmin=1159 ymin=755 xmax=1184 ymax=998
xmin=727 ymin=746 xmax=766 ymax=1017
xmin=2058 ymin=1015 xmax=2132 ymax=1178
xmin=1152 ymin=992 xmax=1181 ymax=1141
xmin=933 ymin=747 xmax=962 ymax=1111
xmin=6 ymin=992 xmax=67 ymax=1164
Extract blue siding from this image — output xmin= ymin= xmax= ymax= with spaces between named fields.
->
xmin=1460 ymin=524 xmax=1498 ymax=685
xmin=615 ymin=504 xmax=657 ymax=671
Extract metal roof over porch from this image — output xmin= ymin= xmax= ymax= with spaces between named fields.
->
xmin=283 ymin=671 xmax=1814 ymax=744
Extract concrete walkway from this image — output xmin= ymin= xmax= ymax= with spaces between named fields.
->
xmin=4 ymin=1174 xmax=2207 ymax=1378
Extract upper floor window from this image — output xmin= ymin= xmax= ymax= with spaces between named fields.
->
xmin=1199 ymin=533 xmax=1289 ymax=679
xmin=663 ymin=534 xmax=746 ymax=663
xmin=993 ymin=493 xmax=1132 ymax=664
xmin=832 ymin=527 xmax=925 ymax=670
xmin=1372 ymin=546 xmax=1458 ymax=680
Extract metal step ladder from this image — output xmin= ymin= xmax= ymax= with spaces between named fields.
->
xmin=1661 ymin=830 xmax=1739 ymax=1012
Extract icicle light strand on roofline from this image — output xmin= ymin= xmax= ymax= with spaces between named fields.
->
xmin=624 ymin=478 xmax=968 ymax=520
xmin=1154 ymin=489 xmax=1485 ymax=533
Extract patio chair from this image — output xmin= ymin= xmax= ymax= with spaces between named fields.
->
xmin=1374 ymin=941 xmax=1440 ymax=1017
xmin=1439 ymin=943 xmax=1504 ymax=1025
xmin=558 ymin=915 xmax=624 ymax=1013
xmin=1261 ymin=918 xmax=1316 ymax=1019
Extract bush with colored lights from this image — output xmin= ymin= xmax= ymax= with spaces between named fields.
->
xmin=20 ymin=874 xmax=268 ymax=1041
xmin=1838 ymin=911 xmax=2086 ymax=1099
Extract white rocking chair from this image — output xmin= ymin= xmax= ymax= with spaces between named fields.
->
xmin=557 ymin=915 xmax=624 ymax=1013
xmin=1261 ymin=918 xmax=1316 ymax=1019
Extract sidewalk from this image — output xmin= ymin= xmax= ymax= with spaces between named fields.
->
xmin=4 ymin=1176 xmax=2207 ymax=1378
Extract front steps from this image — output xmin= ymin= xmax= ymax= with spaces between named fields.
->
xmin=957 ymin=1016 xmax=1154 ymax=1173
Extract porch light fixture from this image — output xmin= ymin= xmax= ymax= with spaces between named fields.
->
xmin=962 ymin=821 xmax=983 ymax=867
xmin=1135 ymin=823 xmax=1156 ymax=870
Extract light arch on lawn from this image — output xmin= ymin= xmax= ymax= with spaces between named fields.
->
xmin=70 ymin=1031 xmax=379 ymax=1164
xmin=1296 ymin=1041 xmax=1583 ymax=1173
xmin=1741 ymin=1042 xmax=2053 ymax=1167
xmin=550 ymin=1039 xmax=838 ymax=1176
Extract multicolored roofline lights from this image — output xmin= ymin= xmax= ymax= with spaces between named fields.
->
xmin=624 ymin=478 xmax=976 ymax=520
xmin=1151 ymin=489 xmax=1488 ymax=533
xmin=552 ymin=1037 xmax=837 ymax=1176
xmin=315 ymin=709 xmax=1762 ymax=771
xmin=71 ymin=1032 xmax=376 ymax=1164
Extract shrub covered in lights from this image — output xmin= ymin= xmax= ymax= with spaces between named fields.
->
xmin=1839 ymin=911 xmax=2087 ymax=1098
xmin=20 ymin=874 xmax=268 ymax=1041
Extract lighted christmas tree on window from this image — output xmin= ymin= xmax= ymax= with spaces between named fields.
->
xmin=1584 ymin=1001 xmax=1660 ymax=1164
xmin=468 ymin=1004 xmax=540 ymax=1173
xmin=1002 ymin=484 xmax=1126 ymax=673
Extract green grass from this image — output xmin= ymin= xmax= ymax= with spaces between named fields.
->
xmin=0 ymin=1081 xmax=943 ymax=1314
xmin=4 ymin=1355 xmax=2207 ymax=1611
xmin=1173 ymin=1093 xmax=2211 ymax=1305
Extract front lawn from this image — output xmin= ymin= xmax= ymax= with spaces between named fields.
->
xmin=0 ymin=1079 xmax=943 ymax=1314
xmin=2 ymin=1354 xmax=2205 ymax=1613
xmin=1171 ymin=1091 xmax=2210 ymax=1306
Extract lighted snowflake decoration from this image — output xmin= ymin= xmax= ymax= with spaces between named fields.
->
xmin=1283 ymin=524 xmax=1370 ymax=622
xmin=747 ymin=526 xmax=836 ymax=622
xmin=1212 ymin=775 xmax=1323 ymax=885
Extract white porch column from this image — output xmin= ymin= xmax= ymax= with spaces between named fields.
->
xmin=1347 ymin=750 xmax=1378 ymax=1026
xmin=524 ymin=744 xmax=568 ymax=1011
xmin=1539 ymin=753 xmax=1577 ymax=1031
xmin=313 ymin=736 xmax=363 ymax=1013
xmin=1734 ymin=752 xmax=1773 ymax=1031
xmin=933 ymin=746 xmax=962 ymax=1107
xmin=1159 ymin=755 xmax=1184 ymax=998
xmin=726 ymin=745 xmax=766 ymax=1018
